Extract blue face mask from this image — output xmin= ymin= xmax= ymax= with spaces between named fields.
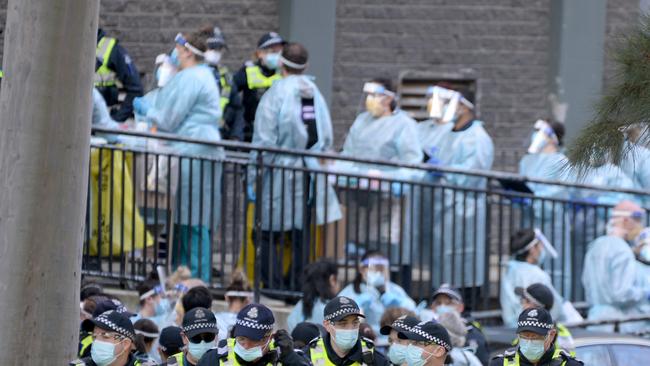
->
xmin=234 ymin=340 xmax=267 ymax=361
xmin=170 ymin=49 xmax=180 ymax=67
xmin=188 ymin=340 xmax=215 ymax=360
xmin=91 ymin=339 xmax=121 ymax=366
xmin=264 ymin=52 xmax=281 ymax=70
xmin=388 ymin=343 xmax=408 ymax=365
xmin=333 ymin=328 xmax=359 ymax=351
xmin=367 ymin=270 xmax=386 ymax=288
xmin=405 ymin=344 xmax=432 ymax=366
xmin=519 ymin=338 xmax=546 ymax=361
xmin=434 ymin=304 xmax=456 ymax=316
xmin=155 ymin=298 xmax=172 ymax=316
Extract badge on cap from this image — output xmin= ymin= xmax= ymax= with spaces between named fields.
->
xmin=528 ymin=309 xmax=538 ymax=317
xmin=340 ymin=297 xmax=350 ymax=304
xmin=247 ymin=307 xmax=258 ymax=319
xmin=195 ymin=309 xmax=205 ymax=319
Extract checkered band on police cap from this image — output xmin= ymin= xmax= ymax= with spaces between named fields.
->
xmin=324 ymin=296 xmax=365 ymax=322
xmin=517 ymin=308 xmax=554 ymax=335
xmin=93 ymin=310 xmax=136 ymax=341
xmin=408 ymin=322 xmax=452 ymax=352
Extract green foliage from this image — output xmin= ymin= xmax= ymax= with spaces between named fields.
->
xmin=568 ymin=15 xmax=650 ymax=173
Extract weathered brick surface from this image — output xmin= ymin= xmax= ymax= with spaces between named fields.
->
xmin=0 ymin=0 xmax=641 ymax=169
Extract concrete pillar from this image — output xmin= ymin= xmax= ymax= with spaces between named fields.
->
xmin=279 ymin=0 xmax=337 ymax=105
xmin=548 ymin=0 xmax=607 ymax=142
xmin=0 ymin=0 xmax=99 ymax=363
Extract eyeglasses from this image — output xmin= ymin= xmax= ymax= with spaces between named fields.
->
xmin=190 ymin=333 xmax=216 ymax=343
xmin=92 ymin=331 xmax=125 ymax=342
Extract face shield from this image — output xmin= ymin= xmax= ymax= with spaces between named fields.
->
xmin=425 ymin=86 xmax=473 ymax=124
xmin=362 ymin=82 xmax=395 ymax=118
xmin=528 ymin=119 xmax=559 ymax=154
xmin=174 ymin=33 xmax=205 ymax=58
xmin=363 ymin=256 xmax=390 ymax=288
xmin=513 ymin=228 xmax=558 ymax=259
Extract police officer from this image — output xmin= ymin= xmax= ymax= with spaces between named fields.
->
xmin=233 ymin=32 xmax=284 ymax=142
xmin=71 ymin=310 xmax=154 ymax=366
xmin=379 ymin=315 xmax=420 ymax=365
xmin=489 ymin=308 xmax=583 ymax=366
xmin=158 ymin=326 xmax=185 ymax=365
xmin=79 ymin=298 xmax=134 ymax=359
xmin=306 ymin=296 xmax=389 ymax=366
xmin=95 ymin=28 xmax=144 ymax=121
xmin=198 ymin=303 xmax=308 ymax=366
xmin=396 ymin=320 xmax=452 ymax=366
xmin=429 ymin=284 xmax=489 ymax=365
xmin=167 ymin=307 xmax=219 ymax=365
xmin=515 ymin=284 xmax=575 ymax=355
xmin=202 ymin=25 xmax=245 ymax=141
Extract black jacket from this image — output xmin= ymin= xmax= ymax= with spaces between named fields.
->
xmin=489 ymin=348 xmax=583 ymax=366
xmin=232 ymin=61 xmax=277 ymax=142
xmin=96 ymin=29 xmax=144 ymax=122
xmin=210 ymin=65 xmax=245 ymax=141
xmin=464 ymin=318 xmax=490 ymax=365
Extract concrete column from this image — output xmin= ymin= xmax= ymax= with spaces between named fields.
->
xmin=548 ymin=0 xmax=607 ymax=142
xmin=279 ymin=0 xmax=337 ymax=105
xmin=0 ymin=0 xmax=99 ymax=363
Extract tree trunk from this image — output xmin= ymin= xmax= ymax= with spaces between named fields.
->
xmin=0 ymin=0 xmax=99 ymax=363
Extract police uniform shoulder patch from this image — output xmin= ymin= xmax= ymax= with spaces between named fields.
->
xmin=69 ymin=359 xmax=87 ymax=366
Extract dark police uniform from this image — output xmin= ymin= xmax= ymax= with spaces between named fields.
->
xmin=70 ymin=354 xmax=154 ymax=366
xmin=489 ymin=348 xmax=582 ymax=366
xmin=95 ymin=29 xmax=144 ymax=122
xmin=198 ymin=304 xmax=309 ymax=366
xmin=306 ymin=334 xmax=389 ymax=366
xmin=490 ymin=308 xmax=582 ymax=366
xmin=209 ymin=65 xmax=245 ymax=141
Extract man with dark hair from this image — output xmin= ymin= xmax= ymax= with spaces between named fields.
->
xmin=251 ymin=42 xmax=341 ymax=290
xmin=182 ymin=286 xmax=213 ymax=313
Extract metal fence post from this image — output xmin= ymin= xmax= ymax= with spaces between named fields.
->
xmin=254 ymin=151 xmax=264 ymax=302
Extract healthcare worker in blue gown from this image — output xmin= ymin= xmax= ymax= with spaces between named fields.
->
xmin=519 ymin=119 xmax=574 ymax=298
xmin=500 ymin=228 xmax=566 ymax=327
xmin=133 ymin=30 xmax=223 ymax=284
xmin=333 ymin=79 xmax=423 ymax=285
xmin=251 ymin=42 xmax=342 ymax=290
xmin=582 ymin=201 xmax=650 ymax=333
xmin=429 ymin=89 xmax=494 ymax=293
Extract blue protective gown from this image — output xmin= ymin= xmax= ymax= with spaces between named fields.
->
xmin=433 ymin=121 xmax=494 ymax=288
xmin=335 ymin=110 xmax=423 ymax=264
xmin=287 ymin=298 xmax=327 ymax=332
xmin=338 ymin=281 xmax=416 ymax=340
xmin=499 ymin=259 xmax=565 ymax=328
xmin=582 ymin=235 xmax=650 ymax=333
xmin=92 ymin=88 xmax=123 ymax=143
xmin=519 ymin=152 xmax=574 ymax=298
xmin=416 ymin=119 xmax=454 ymax=159
xmin=141 ymin=64 xmax=223 ymax=283
xmin=252 ymin=74 xmax=342 ymax=232
xmin=620 ymin=143 xmax=650 ymax=207
xmin=215 ymin=311 xmax=237 ymax=340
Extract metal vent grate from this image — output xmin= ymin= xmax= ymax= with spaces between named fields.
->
xmin=397 ymin=70 xmax=478 ymax=122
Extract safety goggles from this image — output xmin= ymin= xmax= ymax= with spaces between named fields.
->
xmin=175 ymin=33 xmax=205 ymax=57
xmin=363 ymin=82 xmax=395 ymax=98
xmin=190 ymin=333 xmax=216 ymax=343
xmin=513 ymin=228 xmax=558 ymax=258
xmin=361 ymin=257 xmax=389 ymax=267
xmin=426 ymin=86 xmax=474 ymax=122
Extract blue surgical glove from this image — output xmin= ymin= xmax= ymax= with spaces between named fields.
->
xmin=381 ymin=291 xmax=402 ymax=307
xmin=247 ymin=184 xmax=256 ymax=202
xmin=133 ymin=97 xmax=150 ymax=116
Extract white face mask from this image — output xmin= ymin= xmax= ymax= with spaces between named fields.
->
xmin=204 ymin=50 xmax=222 ymax=66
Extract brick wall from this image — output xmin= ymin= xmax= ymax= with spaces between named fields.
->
xmin=0 ymin=0 xmax=642 ymax=169
xmin=332 ymin=0 xmax=551 ymax=169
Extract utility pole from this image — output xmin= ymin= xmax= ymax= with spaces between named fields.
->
xmin=0 ymin=0 xmax=99 ymax=363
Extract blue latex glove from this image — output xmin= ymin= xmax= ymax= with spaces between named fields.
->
xmin=133 ymin=97 xmax=150 ymax=116
xmin=247 ymin=184 xmax=256 ymax=202
xmin=381 ymin=291 xmax=402 ymax=307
